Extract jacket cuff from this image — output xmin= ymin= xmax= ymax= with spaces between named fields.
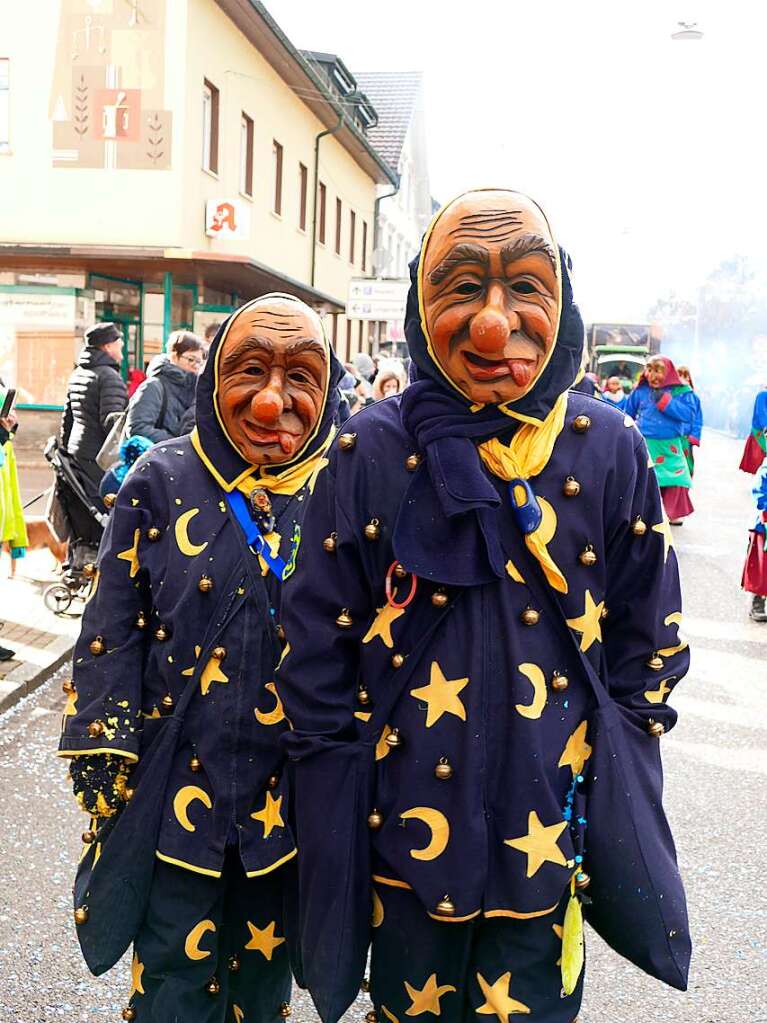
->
xmin=58 ymin=732 xmax=139 ymax=762
xmin=688 ymin=435 xmax=700 ymax=447
xmin=655 ymin=392 xmax=672 ymax=412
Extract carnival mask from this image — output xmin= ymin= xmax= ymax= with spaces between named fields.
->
xmin=217 ymin=299 xmax=328 ymax=466
xmin=645 ymin=359 xmax=667 ymax=389
xmin=421 ymin=190 xmax=561 ymax=405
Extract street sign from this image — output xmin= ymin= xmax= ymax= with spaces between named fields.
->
xmin=347 ymin=277 xmax=409 ymax=322
xmin=205 ymin=198 xmax=250 ymax=240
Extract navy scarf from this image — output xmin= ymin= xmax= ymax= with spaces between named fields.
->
xmin=394 ymin=249 xmax=584 ymax=586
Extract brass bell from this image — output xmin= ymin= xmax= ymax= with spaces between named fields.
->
xmin=123 ymin=787 xmax=134 ymax=802
xmin=393 ymin=563 xmax=408 ymax=579
xmin=81 ymin=829 xmax=96 ymax=844
xmin=121 ymin=1008 xmax=136 ymax=1022
xmin=600 ymin=606 xmax=609 ymax=620
xmin=405 ymin=453 xmax=422 ymax=471
xmin=435 ymin=894 xmax=455 ymax=916
xmin=647 ymin=652 xmax=664 ymax=672
xmin=358 ymin=686 xmax=371 ymax=706
xmin=366 ymin=1012 xmax=377 ymax=1023
xmin=198 ymin=576 xmax=213 ymax=593
xmin=161 ymin=694 xmax=174 ymax=711
xmin=87 ymin=720 xmax=104 ymax=738
xmin=574 ymin=871 xmax=591 ymax=890
xmin=364 ymin=519 xmax=381 ymax=541
xmin=74 ymin=906 xmax=89 ymax=925
xmin=435 ymin=757 xmax=453 ymax=780
xmin=563 ymin=476 xmax=581 ymax=497
xmin=62 ymin=678 xmax=75 ymax=694
xmin=228 ymin=956 xmax=240 ymax=973
xmin=89 ymin=636 xmax=105 ymax=656
xmin=338 ymin=432 xmax=357 ymax=451
xmin=103 ymin=492 xmax=117 ymax=509
xmin=322 ymin=533 xmax=337 ymax=553
xmin=135 ymin=612 xmax=148 ymax=630
xmin=647 ymin=720 xmax=665 ymax=738
xmin=385 ymin=727 xmax=402 ymax=748
xmin=632 ymin=517 xmax=647 ymax=537
xmin=189 ymin=754 xmax=201 ymax=772
xmin=336 ymin=608 xmax=353 ymax=629
xmin=551 ymin=671 xmax=569 ymax=692
xmin=212 ymin=646 xmax=226 ymax=660
xmin=572 ymin=415 xmax=592 ymax=433
xmin=361 ymin=977 xmax=371 ymax=993
xmin=268 ymin=774 xmax=280 ymax=790
xmin=147 ymin=527 xmax=161 ymax=541
xmin=276 ymin=624 xmax=286 ymax=642
xmin=367 ymin=808 xmax=383 ymax=830
xmin=83 ymin=562 xmax=97 ymax=578
xmin=431 ymin=588 xmax=449 ymax=608
xmin=391 ymin=653 xmax=405 ymax=669
xmin=279 ymin=1005 xmax=292 ymax=1020
xmin=579 ymin=546 xmax=597 ymax=567
xmin=521 ymin=607 xmax=540 ymax=626
xmin=155 ymin=625 xmax=169 ymax=642
xmin=206 ymin=977 xmax=220 ymax=996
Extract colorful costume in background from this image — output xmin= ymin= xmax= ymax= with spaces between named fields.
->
xmin=278 ymin=193 xmax=691 ymax=1023
xmin=59 ymin=299 xmax=342 ymax=1022
xmin=0 ymin=435 xmax=28 ymax=560
xmin=739 ymin=389 xmax=767 ymax=604
xmin=624 ymin=358 xmax=698 ymax=521
xmin=679 ymin=372 xmax=703 ymax=477
xmin=99 ymin=435 xmax=154 ymax=501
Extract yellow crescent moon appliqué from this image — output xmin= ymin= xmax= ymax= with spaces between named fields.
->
xmin=175 ymin=508 xmax=209 ymax=557
xmin=173 ymin=785 xmax=213 ymax=832
xmin=400 ymin=807 xmax=450 ymax=862
xmin=371 ymin=887 xmax=385 ymax=928
xmin=255 ymin=682 xmax=286 ymax=726
xmin=515 ymin=663 xmax=547 ymax=720
xmin=184 ymin=919 xmax=216 ymax=961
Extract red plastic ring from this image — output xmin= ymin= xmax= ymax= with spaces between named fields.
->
xmin=385 ymin=561 xmax=418 ymax=609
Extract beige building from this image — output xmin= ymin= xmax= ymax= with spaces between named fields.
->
xmin=0 ymin=0 xmax=395 ymax=421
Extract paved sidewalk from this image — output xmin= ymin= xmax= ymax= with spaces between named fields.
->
xmin=0 ymin=549 xmax=80 ymax=713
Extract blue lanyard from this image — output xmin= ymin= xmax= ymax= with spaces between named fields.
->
xmin=226 ymin=490 xmax=288 ymax=581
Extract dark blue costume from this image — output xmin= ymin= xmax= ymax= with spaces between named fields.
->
xmin=60 ymin=298 xmax=342 ymax=1021
xmin=278 ymin=239 xmax=691 ymax=1021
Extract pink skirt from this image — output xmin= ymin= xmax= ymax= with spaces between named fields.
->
xmin=661 ymin=486 xmax=694 ymax=520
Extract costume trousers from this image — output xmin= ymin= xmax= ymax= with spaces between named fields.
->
xmin=369 ymin=886 xmax=583 ymax=1023
xmin=127 ymin=849 xmax=292 ymax=1023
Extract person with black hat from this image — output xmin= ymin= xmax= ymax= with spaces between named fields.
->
xmin=60 ymin=321 xmax=128 ymax=493
xmin=58 ymin=294 xmax=344 ymax=1022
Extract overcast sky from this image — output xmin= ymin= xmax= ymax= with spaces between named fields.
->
xmin=273 ymin=0 xmax=767 ymax=322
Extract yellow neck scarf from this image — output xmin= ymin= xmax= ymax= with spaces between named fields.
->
xmin=477 ymin=392 xmax=569 ymax=593
xmin=235 ymin=426 xmax=336 ymax=499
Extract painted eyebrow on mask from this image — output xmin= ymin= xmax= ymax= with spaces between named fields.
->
xmin=428 ymin=243 xmax=489 ymax=285
xmin=500 ymin=233 xmax=557 ymax=270
xmin=222 ymin=335 xmax=325 ymax=371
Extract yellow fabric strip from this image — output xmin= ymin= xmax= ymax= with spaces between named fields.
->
xmin=56 ymin=748 xmax=139 ymax=763
xmin=245 ymin=847 xmax=298 ymax=878
xmin=155 ymin=851 xmax=222 ymax=878
xmin=484 ymin=899 xmax=561 ymax=920
xmin=371 ymin=874 xmax=414 ymax=890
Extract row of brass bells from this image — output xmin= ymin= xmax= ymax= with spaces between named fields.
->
xmin=385 ymin=727 xmax=402 ymax=749
xmin=268 ymin=774 xmax=280 ymax=789
xmin=136 ymin=611 xmax=148 ymax=630
xmin=155 ymin=625 xmax=169 ymax=641
xmin=323 ymin=532 xmax=337 ymax=553
xmin=432 ymin=588 xmax=448 ymax=608
xmin=161 ymin=693 xmax=174 ymax=711
xmin=358 ymin=686 xmax=371 ymax=706
xmin=574 ymin=871 xmax=591 ymax=890
xmin=103 ymin=492 xmax=117 ymax=508
xmin=62 ymin=678 xmax=75 ymax=694
xmin=647 ymin=652 xmax=664 ymax=672
xmin=572 ymin=415 xmax=591 ymax=433
xmin=189 ymin=754 xmax=201 ymax=772
xmin=563 ymin=476 xmax=581 ymax=497
xmin=647 ymin=719 xmax=665 ymax=738
xmin=364 ymin=519 xmax=381 ymax=541
xmin=632 ymin=517 xmax=647 ymax=536
xmin=435 ymin=894 xmax=455 ymax=916
xmin=391 ymin=653 xmax=405 ymax=669
xmin=279 ymin=1004 xmax=292 ymax=1019
xmin=211 ymin=647 xmax=226 ymax=661
xmin=87 ymin=720 xmax=104 ymax=738
xmin=89 ymin=636 xmax=105 ymax=656
xmin=81 ymin=829 xmax=96 ymax=844
xmin=405 ymin=453 xmax=422 ymax=472
xmin=121 ymin=1008 xmax=136 ymax=1022
xmin=147 ymin=526 xmax=161 ymax=542
xmin=579 ymin=545 xmax=597 ymax=567
xmin=228 ymin=955 xmax=240 ymax=973
xmin=198 ymin=575 xmax=213 ymax=593
xmin=74 ymin=905 xmax=89 ymax=925
xmin=521 ymin=607 xmax=540 ymax=626
xmin=394 ymin=563 xmax=408 ymax=579
xmin=435 ymin=757 xmax=453 ymax=780
xmin=336 ymin=608 xmax=353 ymax=629
xmin=551 ymin=671 xmax=569 ymax=692
xmin=83 ymin=562 xmax=97 ymax=578
xmin=368 ymin=808 xmax=383 ymax=830
xmin=339 ymin=432 xmax=357 ymax=451
xmin=206 ymin=977 xmax=220 ymax=996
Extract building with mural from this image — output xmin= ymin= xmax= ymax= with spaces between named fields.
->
xmin=0 ymin=0 xmax=396 ymax=424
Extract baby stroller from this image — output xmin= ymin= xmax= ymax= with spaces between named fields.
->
xmin=42 ymin=437 xmax=109 ymax=615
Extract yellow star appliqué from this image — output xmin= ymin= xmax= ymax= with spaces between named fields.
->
xmin=652 ymin=515 xmax=674 ymax=563
xmin=505 ymin=810 xmax=568 ymax=877
xmin=409 ymin=661 xmax=469 ymax=728
xmin=644 ymin=679 xmax=672 ymax=704
xmin=566 ymin=590 xmax=604 ymax=652
xmin=116 ymin=528 xmax=141 ymax=578
xmin=404 ymin=973 xmax=456 ymax=1016
xmin=362 ymin=603 xmax=405 ymax=649
xmin=200 ymin=654 xmax=229 ymax=696
xmin=558 ymin=721 xmax=592 ymax=776
xmin=250 ymin=792 xmax=284 ymax=838
xmin=129 ymin=952 xmax=145 ymax=998
xmin=475 ymin=971 xmax=530 ymax=1020
xmin=244 ymin=920 xmax=286 ymax=960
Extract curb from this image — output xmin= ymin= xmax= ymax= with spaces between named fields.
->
xmin=0 ymin=634 xmax=74 ymax=715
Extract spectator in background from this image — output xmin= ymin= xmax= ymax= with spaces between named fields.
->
xmin=602 ymin=375 xmax=626 ymax=408
xmin=203 ymin=322 xmax=221 ymax=355
xmin=60 ymin=322 xmax=128 ymax=493
xmin=353 ymin=351 xmax=376 ymax=384
xmin=127 ymin=367 xmax=146 ymax=398
xmin=99 ymin=434 xmax=154 ymax=503
xmin=739 ymin=387 xmax=767 ymax=621
xmin=0 ymin=403 xmax=27 ymax=660
xmin=372 ymin=357 xmax=408 ymax=400
xmin=126 ymin=330 xmax=204 ymax=443
xmin=676 ymin=365 xmax=703 ymax=477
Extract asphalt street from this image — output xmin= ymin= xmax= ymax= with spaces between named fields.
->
xmin=0 ymin=429 xmax=764 ymax=1023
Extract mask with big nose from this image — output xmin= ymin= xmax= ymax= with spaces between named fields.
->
xmin=421 ymin=189 xmax=561 ymax=405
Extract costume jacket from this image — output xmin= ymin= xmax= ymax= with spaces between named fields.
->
xmin=624 ymin=381 xmax=697 ymax=440
xmin=60 ymin=306 xmax=342 ymax=880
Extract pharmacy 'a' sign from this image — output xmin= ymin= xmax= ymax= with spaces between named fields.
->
xmin=205 ymin=199 xmax=250 ymax=240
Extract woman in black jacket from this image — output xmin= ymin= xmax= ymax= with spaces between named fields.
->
xmin=126 ymin=331 xmax=204 ymax=443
